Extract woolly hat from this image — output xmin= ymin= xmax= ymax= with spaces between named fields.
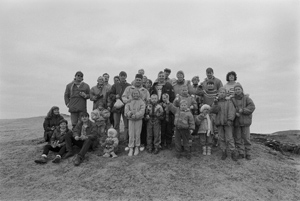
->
xmin=176 ymin=70 xmax=185 ymax=77
xmin=108 ymin=128 xmax=118 ymax=137
xmin=135 ymin=74 xmax=143 ymax=79
xmin=192 ymin=76 xmax=199 ymax=82
xmin=218 ymin=87 xmax=227 ymax=93
xmin=59 ymin=119 xmax=68 ymax=125
xmin=75 ymin=71 xmax=83 ymax=77
xmin=164 ymin=68 xmax=171 ymax=73
xmin=234 ymin=83 xmax=243 ymax=91
xmin=200 ymin=104 xmax=211 ymax=112
xmin=119 ymin=71 xmax=127 ymax=77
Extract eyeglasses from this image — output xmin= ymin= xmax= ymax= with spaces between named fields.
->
xmin=76 ymin=75 xmax=83 ymax=77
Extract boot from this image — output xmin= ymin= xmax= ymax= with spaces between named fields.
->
xmin=128 ymin=148 xmax=133 ymax=156
xmin=52 ymin=155 xmax=61 ymax=163
xmin=34 ymin=155 xmax=47 ymax=164
xmin=202 ymin=146 xmax=207 ymax=155
xmin=146 ymin=147 xmax=153 ymax=154
xmin=231 ymin=151 xmax=238 ymax=161
xmin=245 ymin=154 xmax=252 ymax=160
xmin=74 ymin=155 xmax=83 ymax=166
xmin=207 ymin=146 xmax=211 ymax=156
xmin=134 ymin=147 xmax=139 ymax=156
xmin=238 ymin=153 xmax=245 ymax=159
xmin=186 ymin=152 xmax=191 ymax=160
xmin=153 ymin=148 xmax=159 ymax=155
xmin=221 ymin=150 xmax=227 ymax=160
xmin=111 ymin=152 xmax=118 ymax=158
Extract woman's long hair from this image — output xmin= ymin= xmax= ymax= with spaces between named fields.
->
xmin=45 ymin=106 xmax=59 ymax=119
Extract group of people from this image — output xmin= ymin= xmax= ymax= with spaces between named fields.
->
xmin=35 ymin=67 xmax=255 ymax=166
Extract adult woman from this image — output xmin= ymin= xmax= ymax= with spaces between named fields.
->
xmin=43 ymin=106 xmax=65 ymax=143
xmin=223 ymin=71 xmax=240 ymax=98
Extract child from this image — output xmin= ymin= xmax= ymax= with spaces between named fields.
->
xmin=195 ymin=104 xmax=214 ymax=156
xmin=210 ymin=88 xmax=237 ymax=161
xmin=164 ymin=97 xmax=195 ymax=159
xmin=173 ymin=85 xmax=198 ymax=113
xmin=124 ymin=89 xmax=146 ymax=156
xmin=161 ymin=93 xmax=174 ymax=150
xmin=145 ymin=94 xmax=164 ymax=154
xmin=102 ymin=128 xmax=119 ymax=158
xmin=231 ymin=83 xmax=255 ymax=160
xmin=43 ymin=106 xmax=65 ymax=143
xmin=35 ymin=119 xmax=70 ymax=164
xmin=91 ymin=102 xmax=110 ymax=149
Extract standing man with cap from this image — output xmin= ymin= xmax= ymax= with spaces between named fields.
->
xmin=107 ymin=71 xmax=131 ymax=143
xmin=64 ymin=71 xmax=90 ymax=129
xmin=131 ymin=69 xmax=145 ymax=85
xmin=202 ymin=67 xmax=223 ymax=91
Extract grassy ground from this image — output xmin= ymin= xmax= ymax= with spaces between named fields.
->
xmin=0 ymin=117 xmax=299 ymax=201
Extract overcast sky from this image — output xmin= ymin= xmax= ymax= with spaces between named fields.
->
xmin=0 ymin=0 xmax=299 ymax=133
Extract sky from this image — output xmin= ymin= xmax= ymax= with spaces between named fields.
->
xmin=0 ymin=0 xmax=299 ymax=133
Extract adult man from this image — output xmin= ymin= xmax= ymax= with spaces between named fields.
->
xmin=64 ymin=71 xmax=90 ymax=128
xmin=164 ymin=68 xmax=172 ymax=84
xmin=103 ymin=73 xmax=112 ymax=90
xmin=90 ymin=76 xmax=110 ymax=110
xmin=131 ymin=69 xmax=145 ymax=85
xmin=202 ymin=67 xmax=223 ymax=91
xmin=122 ymin=74 xmax=150 ymax=150
xmin=107 ymin=71 xmax=131 ymax=142
xmin=172 ymin=70 xmax=192 ymax=95
xmin=64 ymin=112 xmax=97 ymax=166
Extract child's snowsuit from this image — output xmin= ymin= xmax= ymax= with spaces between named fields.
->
xmin=91 ymin=108 xmax=110 ymax=149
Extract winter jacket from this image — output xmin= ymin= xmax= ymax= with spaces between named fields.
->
xmin=73 ymin=120 xmax=97 ymax=140
xmin=107 ymin=81 xmax=131 ymax=113
xmin=167 ymin=103 xmax=195 ymax=130
xmin=124 ymin=99 xmax=146 ymax=121
xmin=50 ymin=128 xmax=72 ymax=147
xmin=172 ymin=79 xmax=193 ymax=95
xmin=173 ymin=94 xmax=197 ymax=110
xmin=145 ymin=103 xmax=164 ymax=120
xmin=202 ymin=76 xmax=223 ymax=91
xmin=231 ymin=94 xmax=255 ymax=127
xmin=43 ymin=115 xmax=65 ymax=132
xmin=90 ymin=84 xmax=110 ymax=110
xmin=91 ymin=108 xmax=110 ymax=126
xmin=210 ymin=98 xmax=236 ymax=126
xmin=122 ymin=86 xmax=150 ymax=104
xmin=151 ymin=82 xmax=175 ymax=103
xmin=196 ymin=89 xmax=218 ymax=106
xmin=195 ymin=113 xmax=214 ymax=134
xmin=64 ymin=81 xmax=90 ymax=113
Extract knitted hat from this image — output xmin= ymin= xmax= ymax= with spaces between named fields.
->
xmin=59 ymin=119 xmax=68 ymax=125
xmin=234 ymin=83 xmax=243 ymax=91
xmin=192 ymin=76 xmax=199 ymax=82
xmin=135 ymin=74 xmax=143 ymax=79
xmin=75 ymin=71 xmax=83 ymax=77
xmin=108 ymin=128 xmax=118 ymax=137
xmin=164 ymin=68 xmax=171 ymax=73
xmin=176 ymin=70 xmax=185 ymax=77
xmin=119 ymin=71 xmax=127 ymax=77
xmin=218 ymin=87 xmax=227 ymax=93
xmin=200 ymin=104 xmax=211 ymax=112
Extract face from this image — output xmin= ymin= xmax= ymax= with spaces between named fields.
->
xmin=60 ymin=122 xmax=67 ymax=129
xmin=158 ymin=73 xmax=165 ymax=83
xmin=53 ymin=109 xmax=59 ymax=115
xmin=98 ymin=105 xmax=104 ymax=110
xmin=146 ymin=80 xmax=152 ymax=88
xmin=75 ymin=74 xmax=83 ymax=82
xmin=177 ymin=73 xmax=184 ymax=82
xmin=219 ymin=90 xmax=226 ymax=98
xmin=114 ymin=77 xmax=120 ymax=84
xmin=206 ymin=71 xmax=213 ymax=79
xmin=203 ymin=109 xmax=209 ymax=115
xmin=180 ymin=102 xmax=188 ymax=110
xmin=138 ymin=69 xmax=144 ymax=75
xmin=97 ymin=77 xmax=104 ymax=85
xmin=181 ymin=88 xmax=188 ymax=95
xmin=150 ymin=95 xmax=158 ymax=103
xmin=103 ymin=74 xmax=109 ymax=82
xmin=207 ymin=83 xmax=214 ymax=90
xmin=192 ymin=78 xmax=199 ymax=85
xmin=162 ymin=94 xmax=168 ymax=103
xmin=229 ymin=74 xmax=235 ymax=81
xmin=81 ymin=115 xmax=89 ymax=123
xmin=235 ymin=87 xmax=243 ymax=95
xmin=135 ymin=78 xmax=142 ymax=87
xmin=143 ymin=76 xmax=147 ymax=83
xmin=119 ymin=75 xmax=127 ymax=82
xmin=132 ymin=91 xmax=140 ymax=99
xmin=164 ymin=71 xmax=170 ymax=78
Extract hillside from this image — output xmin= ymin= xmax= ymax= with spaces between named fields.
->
xmin=0 ymin=117 xmax=299 ymax=201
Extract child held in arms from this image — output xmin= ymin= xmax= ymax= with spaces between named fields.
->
xmin=102 ymin=128 xmax=119 ymax=158
xmin=145 ymin=94 xmax=164 ymax=154
xmin=91 ymin=102 xmax=110 ymax=150
xmin=164 ymin=96 xmax=195 ymax=159
xmin=210 ymin=87 xmax=237 ymax=161
xmin=124 ymin=89 xmax=146 ymax=156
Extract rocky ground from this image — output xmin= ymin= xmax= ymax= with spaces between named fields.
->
xmin=0 ymin=117 xmax=299 ymax=201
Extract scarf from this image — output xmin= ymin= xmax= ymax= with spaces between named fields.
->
xmin=206 ymin=114 xmax=211 ymax=136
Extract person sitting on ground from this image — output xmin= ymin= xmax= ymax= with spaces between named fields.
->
xmin=35 ymin=119 xmax=70 ymax=164
xmin=64 ymin=112 xmax=97 ymax=166
xmin=43 ymin=106 xmax=65 ymax=143
xmin=102 ymin=128 xmax=119 ymax=158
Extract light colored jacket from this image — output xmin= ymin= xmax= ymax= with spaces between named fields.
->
xmin=91 ymin=108 xmax=110 ymax=126
xmin=124 ymin=99 xmax=146 ymax=121
xmin=168 ymin=103 xmax=195 ymax=130
xmin=122 ymin=86 xmax=150 ymax=104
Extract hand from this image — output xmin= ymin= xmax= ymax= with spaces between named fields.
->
xmin=79 ymin=92 xmax=87 ymax=98
xmin=131 ymin=114 xmax=136 ymax=119
xmin=57 ymin=143 xmax=61 ymax=148
xmin=81 ymin=135 xmax=88 ymax=140
xmin=189 ymin=130 xmax=193 ymax=134
xmin=51 ymin=126 xmax=55 ymax=131
xmin=75 ymin=136 xmax=80 ymax=141
xmin=236 ymin=113 xmax=240 ymax=117
xmin=239 ymin=108 xmax=243 ymax=113
xmin=227 ymin=120 xmax=232 ymax=126
xmin=107 ymin=107 xmax=111 ymax=111
xmin=145 ymin=115 xmax=150 ymax=120
xmin=190 ymin=106 xmax=194 ymax=109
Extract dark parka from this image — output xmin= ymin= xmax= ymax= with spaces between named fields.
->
xmin=43 ymin=115 xmax=64 ymax=142
xmin=231 ymin=94 xmax=255 ymax=127
xmin=210 ymin=98 xmax=236 ymax=126
xmin=151 ymin=82 xmax=175 ymax=103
